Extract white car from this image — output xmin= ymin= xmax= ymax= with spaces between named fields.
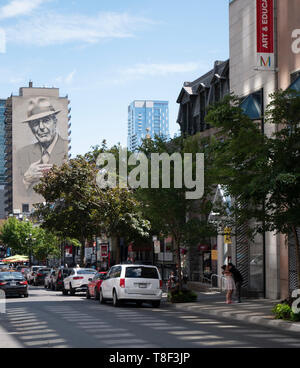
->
xmin=63 ymin=268 xmax=97 ymax=295
xmin=99 ymin=264 xmax=163 ymax=308
xmin=44 ymin=269 xmax=56 ymax=289
xmin=27 ymin=266 xmax=47 ymax=285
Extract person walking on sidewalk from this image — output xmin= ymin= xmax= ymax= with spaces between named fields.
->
xmin=222 ymin=265 xmax=236 ymax=304
xmin=229 ymin=263 xmax=243 ymax=303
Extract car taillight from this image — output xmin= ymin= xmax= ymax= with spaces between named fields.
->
xmin=160 ymin=280 xmax=163 ymax=289
xmin=0 ymin=282 xmax=7 ymax=286
xmin=120 ymin=278 xmax=125 ymax=288
xmin=73 ymin=277 xmax=84 ymax=280
xmin=37 ymin=273 xmax=43 ymax=277
xmin=19 ymin=281 xmax=28 ymax=285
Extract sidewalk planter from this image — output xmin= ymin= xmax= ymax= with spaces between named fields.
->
xmin=272 ymin=300 xmax=300 ymax=322
xmin=168 ymin=289 xmax=198 ymax=303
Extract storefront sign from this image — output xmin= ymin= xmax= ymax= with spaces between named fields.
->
xmin=211 ymin=250 xmax=218 ymax=261
xmin=224 ymin=227 xmax=232 ymax=245
xmin=100 ymin=244 xmax=108 ymax=258
xmin=154 ymin=241 xmax=161 ymax=254
xmin=256 ymin=0 xmax=275 ymax=70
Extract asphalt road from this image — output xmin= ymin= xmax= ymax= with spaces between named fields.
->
xmin=0 ymin=286 xmax=300 ymax=348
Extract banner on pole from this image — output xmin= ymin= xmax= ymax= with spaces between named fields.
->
xmin=256 ymin=0 xmax=275 ymax=70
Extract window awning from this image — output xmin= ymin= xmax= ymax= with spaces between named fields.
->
xmin=287 ymin=75 xmax=300 ymax=92
xmin=240 ymin=91 xmax=262 ymax=120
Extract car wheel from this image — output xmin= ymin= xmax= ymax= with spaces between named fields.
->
xmin=24 ymin=294 xmax=29 ymax=298
xmin=112 ymin=290 xmax=120 ymax=307
xmin=95 ymin=288 xmax=99 ymax=300
xmin=86 ymin=288 xmax=91 ymax=299
xmin=152 ymin=301 xmax=160 ymax=308
xmin=99 ymin=289 xmax=106 ymax=304
xmin=70 ymin=284 xmax=76 ymax=296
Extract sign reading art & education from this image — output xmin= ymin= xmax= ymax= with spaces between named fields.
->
xmin=256 ymin=0 xmax=275 ymax=70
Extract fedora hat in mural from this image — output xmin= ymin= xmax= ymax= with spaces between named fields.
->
xmin=22 ymin=97 xmax=60 ymax=123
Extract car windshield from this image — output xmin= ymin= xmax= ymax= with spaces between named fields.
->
xmin=61 ymin=269 xmax=72 ymax=277
xmin=77 ymin=269 xmax=97 ymax=275
xmin=125 ymin=267 xmax=159 ymax=279
xmin=0 ymin=272 xmax=24 ymax=281
xmin=98 ymin=273 xmax=107 ymax=279
xmin=39 ymin=269 xmax=51 ymax=274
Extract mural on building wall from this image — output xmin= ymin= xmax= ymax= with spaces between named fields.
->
xmin=13 ymin=95 xmax=69 ymax=211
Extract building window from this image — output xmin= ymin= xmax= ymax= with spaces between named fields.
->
xmin=291 ymin=70 xmax=300 ymax=84
xmin=22 ymin=204 xmax=29 ymax=213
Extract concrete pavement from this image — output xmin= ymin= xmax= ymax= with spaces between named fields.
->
xmin=166 ymin=291 xmax=300 ymax=333
xmin=0 ymin=286 xmax=300 ymax=348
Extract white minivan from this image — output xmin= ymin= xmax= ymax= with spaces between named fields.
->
xmin=99 ymin=264 xmax=163 ymax=308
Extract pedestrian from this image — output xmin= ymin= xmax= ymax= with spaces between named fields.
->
xmin=228 ymin=263 xmax=243 ymax=303
xmin=222 ymin=265 xmax=236 ymax=304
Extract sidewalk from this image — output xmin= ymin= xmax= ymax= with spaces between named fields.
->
xmin=165 ymin=291 xmax=300 ymax=333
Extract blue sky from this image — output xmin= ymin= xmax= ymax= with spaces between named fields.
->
xmin=0 ymin=0 xmax=229 ymax=156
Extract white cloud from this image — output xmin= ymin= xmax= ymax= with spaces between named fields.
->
xmin=123 ymin=62 xmax=201 ymax=76
xmin=0 ymin=28 xmax=6 ymax=53
xmin=55 ymin=70 xmax=76 ymax=85
xmin=5 ymin=12 xmax=154 ymax=47
xmin=113 ymin=62 xmax=204 ymax=84
xmin=65 ymin=70 xmax=76 ymax=84
xmin=0 ymin=0 xmax=48 ymax=19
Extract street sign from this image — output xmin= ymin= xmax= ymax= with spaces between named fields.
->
xmin=224 ymin=227 xmax=232 ymax=244
xmin=211 ymin=250 xmax=218 ymax=261
xmin=154 ymin=241 xmax=161 ymax=254
xmin=100 ymin=244 xmax=108 ymax=258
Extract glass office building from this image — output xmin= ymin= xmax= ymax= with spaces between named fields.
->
xmin=128 ymin=100 xmax=169 ymax=151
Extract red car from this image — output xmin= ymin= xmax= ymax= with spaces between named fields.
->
xmin=86 ymin=272 xmax=107 ymax=300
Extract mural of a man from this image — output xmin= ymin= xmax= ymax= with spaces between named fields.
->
xmin=17 ymin=97 xmax=68 ymax=193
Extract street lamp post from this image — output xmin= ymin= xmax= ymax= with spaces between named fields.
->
xmin=26 ymin=233 xmax=36 ymax=267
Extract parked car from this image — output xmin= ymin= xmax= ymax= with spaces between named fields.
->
xmin=27 ymin=266 xmax=47 ymax=285
xmin=0 ymin=263 xmax=8 ymax=271
xmin=99 ymin=264 xmax=162 ymax=308
xmin=86 ymin=272 xmax=107 ymax=300
xmin=44 ymin=269 xmax=56 ymax=289
xmin=63 ymin=268 xmax=97 ymax=296
xmin=52 ymin=268 xmax=72 ymax=291
xmin=33 ymin=268 xmax=51 ymax=286
xmin=0 ymin=271 xmax=28 ymax=297
xmin=16 ymin=266 xmax=30 ymax=278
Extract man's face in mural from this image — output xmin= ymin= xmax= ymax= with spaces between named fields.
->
xmin=29 ymin=114 xmax=57 ymax=147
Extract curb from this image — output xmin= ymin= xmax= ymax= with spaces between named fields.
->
xmin=165 ymin=302 xmax=300 ymax=334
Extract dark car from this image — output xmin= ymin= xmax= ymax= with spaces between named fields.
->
xmin=86 ymin=272 xmax=107 ymax=300
xmin=33 ymin=268 xmax=51 ymax=286
xmin=52 ymin=268 xmax=72 ymax=291
xmin=0 ymin=272 xmax=28 ymax=297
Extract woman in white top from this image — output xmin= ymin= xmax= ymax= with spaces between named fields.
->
xmin=223 ymin=265 xmax=236 ymax=304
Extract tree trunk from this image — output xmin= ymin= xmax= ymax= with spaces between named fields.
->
xmin=80 ymin=238 xmax=85 ymax=267
xmin=292 ymin=226 xmax=300 ymax=289
xmin=175 ymin=237 xmax=183 ymax=291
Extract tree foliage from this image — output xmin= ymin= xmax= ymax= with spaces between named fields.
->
xmin=205 ymin=91 xmax=300 ymax=287
xmin=0 ymin=217 xmax=60 ymax=262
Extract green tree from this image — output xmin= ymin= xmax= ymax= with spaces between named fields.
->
xmin=34 ymin=148 xmax=150 ymax=266
xmin=137 ymin=136 xmax=217 ymax=289
xmin=0 ymin=217 xmax=61 ymax=264
xmin=205 ymin=91 xmax=300 ymax=288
